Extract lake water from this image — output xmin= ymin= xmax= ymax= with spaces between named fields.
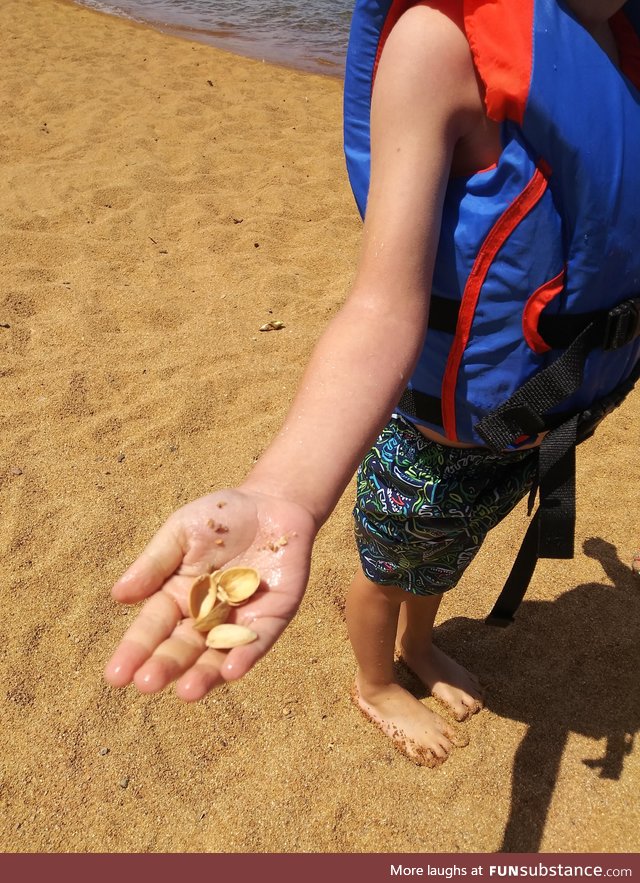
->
xmin=74 ymin=0 xmax=355 ymax=76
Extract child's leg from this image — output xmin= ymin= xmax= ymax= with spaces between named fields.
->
xmin=346 ymin=565 xmax=465 ymax=766
xmin=350 ymin=413 xmax=534 ymax=762
xmin=396 ymin=592 xmax=483 ymax=721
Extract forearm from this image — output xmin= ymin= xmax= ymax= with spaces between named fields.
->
xmin=241 ymin=287 xmax=428 ymax=527
xmin=242 ymin=5 xmax=479 ymax=527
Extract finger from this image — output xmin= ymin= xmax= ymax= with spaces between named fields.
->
xmin=112 ymin=519 xmax=184 ymax=603
xmin=174 ymin=648 xmax=230 ymax=702
xmin=220 ymin=614 xmax=287 ymax=681
xmin=133 ymin=622 xmax=206 ymax=694
xmin=175 ymin=615 xmax=286 ymax=700
xmin=104 ymin=592 xmax=182 ymax=687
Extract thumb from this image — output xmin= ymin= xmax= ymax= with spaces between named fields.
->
xmin=112 ymin=519 xmax=184 ymax=603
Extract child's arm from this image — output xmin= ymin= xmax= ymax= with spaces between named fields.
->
xmin=105 ymin=5 xmax=482 ymax=699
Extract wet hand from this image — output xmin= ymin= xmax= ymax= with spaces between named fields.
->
xmin=104 ymin=488 xmax=316 ymax=700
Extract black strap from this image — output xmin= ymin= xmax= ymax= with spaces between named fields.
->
xmin=477 ymin=298 xmax=640 ymax=452
xmin=427 ymin=294 xmax=460 ymax=335
xmin=538 ymin=310 xmax=604 ymax=349
xmin=484 ymin=416 xmax=578 ymax=626
xmin=485 ymin=368 xmax=640 ymax=627
xmin=476 ymin=323 xmax=598 ymax=451
xmin=397 ymin=388 xmax=443 ymax=426
xmin=430 ymin=295 xmax=640 ymax=352
xmin=485 ymin=511 xmax=541 ymax=627
xmin=427 ymin=295 xmax=640 ymax=350
xmin=480 ymin=299 xmax=640 ymax=627
xmin=537 ymin=414 xmax=578 ymax=559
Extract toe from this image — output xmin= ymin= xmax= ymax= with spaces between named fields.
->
xmin=454 ymin=690 xmax=484 ymax=719
xmin=429 ymin=735 xmax=452 ymax=760
xmin=450 ymin=699 xmax=471 ymax=721
xmin=441 ymin=722 xmax=469 ymax=748
xmin=463 ymin=694 xmax=484 ymax=716
xmin=431 ymin=687 xmax=467 ymax=720
xmin=414 ymin=746 xmax=440 ymax=767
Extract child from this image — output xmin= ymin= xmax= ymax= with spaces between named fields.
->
xmin=105 ymin=0 xmax=640 ymax=766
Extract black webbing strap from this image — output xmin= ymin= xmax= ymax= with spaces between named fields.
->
xmin=484 ymin=415 xmax=578 ymax=626
xmin=475 ymin=323 xmax=597 ymax=452
xmin=479 ymin=330 xmax=587 ymax=626
xmin=397 ymin=388 xmax=442 ymax=426
xmin=476 ymin=297 xmax=640 ymax=452
xmin=537 ymin=414 xmax=578 ymax=558
xmin=485 ymin=511 xmax=541 ymax=627
xmin=480 ymin=298 xmax=640 ymax=626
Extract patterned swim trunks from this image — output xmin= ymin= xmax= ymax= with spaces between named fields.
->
xmin=354 ymin=414 xmax=537 ymax=595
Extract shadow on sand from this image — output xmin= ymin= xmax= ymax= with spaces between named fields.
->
xmin=432 ymin=538 xmax=639 ymax=852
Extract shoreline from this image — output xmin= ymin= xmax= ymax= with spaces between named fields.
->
xmin=67 ymin=0 xmax=346 ymax=79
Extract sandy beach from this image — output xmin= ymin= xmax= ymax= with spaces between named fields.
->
xmin=1 ymin=0 xmax=638 ymax=854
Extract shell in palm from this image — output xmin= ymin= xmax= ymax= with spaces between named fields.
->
xmin=188 ymin=566 xmax=261 ymax=647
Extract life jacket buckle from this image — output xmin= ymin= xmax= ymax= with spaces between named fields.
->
xmin=603 ymin=297 xmax=640 ymax=350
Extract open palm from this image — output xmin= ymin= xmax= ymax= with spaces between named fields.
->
xmin=104 ymin=488 xmax=316 ymax=701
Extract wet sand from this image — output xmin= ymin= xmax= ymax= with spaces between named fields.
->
xmin=1 ymin=0 xmax=638 ymax=853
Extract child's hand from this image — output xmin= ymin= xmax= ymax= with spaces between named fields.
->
xmin=104 ymin=489 xmax=316 ymax=700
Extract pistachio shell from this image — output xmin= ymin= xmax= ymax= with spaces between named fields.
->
xmin=205 ymin=623 xmax=258 ymax=649
xmin=216 ymin=567 xmax=260 ymax=606
xmin=189 ymin=573 xmax=213 ymax=619
xmin=194 ymin=596 xmax=230 ymax=633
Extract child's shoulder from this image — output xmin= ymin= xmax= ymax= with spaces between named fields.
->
xmin=413 ymin=0 xmax=464 ymax=30
xmin=380 ymin=2 xmax=481 ymax=114
xmin=379 ymin=2 xmax=503 ymax=176
xmin=405 ymin=0 xmax=531 ymax=124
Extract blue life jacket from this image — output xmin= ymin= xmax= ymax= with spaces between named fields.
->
xmin=344 ymin=0 xmax=640 ymax=449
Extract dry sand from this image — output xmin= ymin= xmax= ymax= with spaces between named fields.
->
xmin=1 ymin=0 xmax=639 ymax=854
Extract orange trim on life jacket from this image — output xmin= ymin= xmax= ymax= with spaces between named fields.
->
xmin=463 ymin=0 xmax=534 ymax=124
xmin=522 ymin=266 xmax=566 ymax=354
xmin=441 ymin=164 xmax=550 ymax=441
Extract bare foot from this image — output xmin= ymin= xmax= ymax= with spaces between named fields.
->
xmin=351 ymin=676 xmax=467 ymax=767
xmin=398 ymin=642 xmax=484 ymax=721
